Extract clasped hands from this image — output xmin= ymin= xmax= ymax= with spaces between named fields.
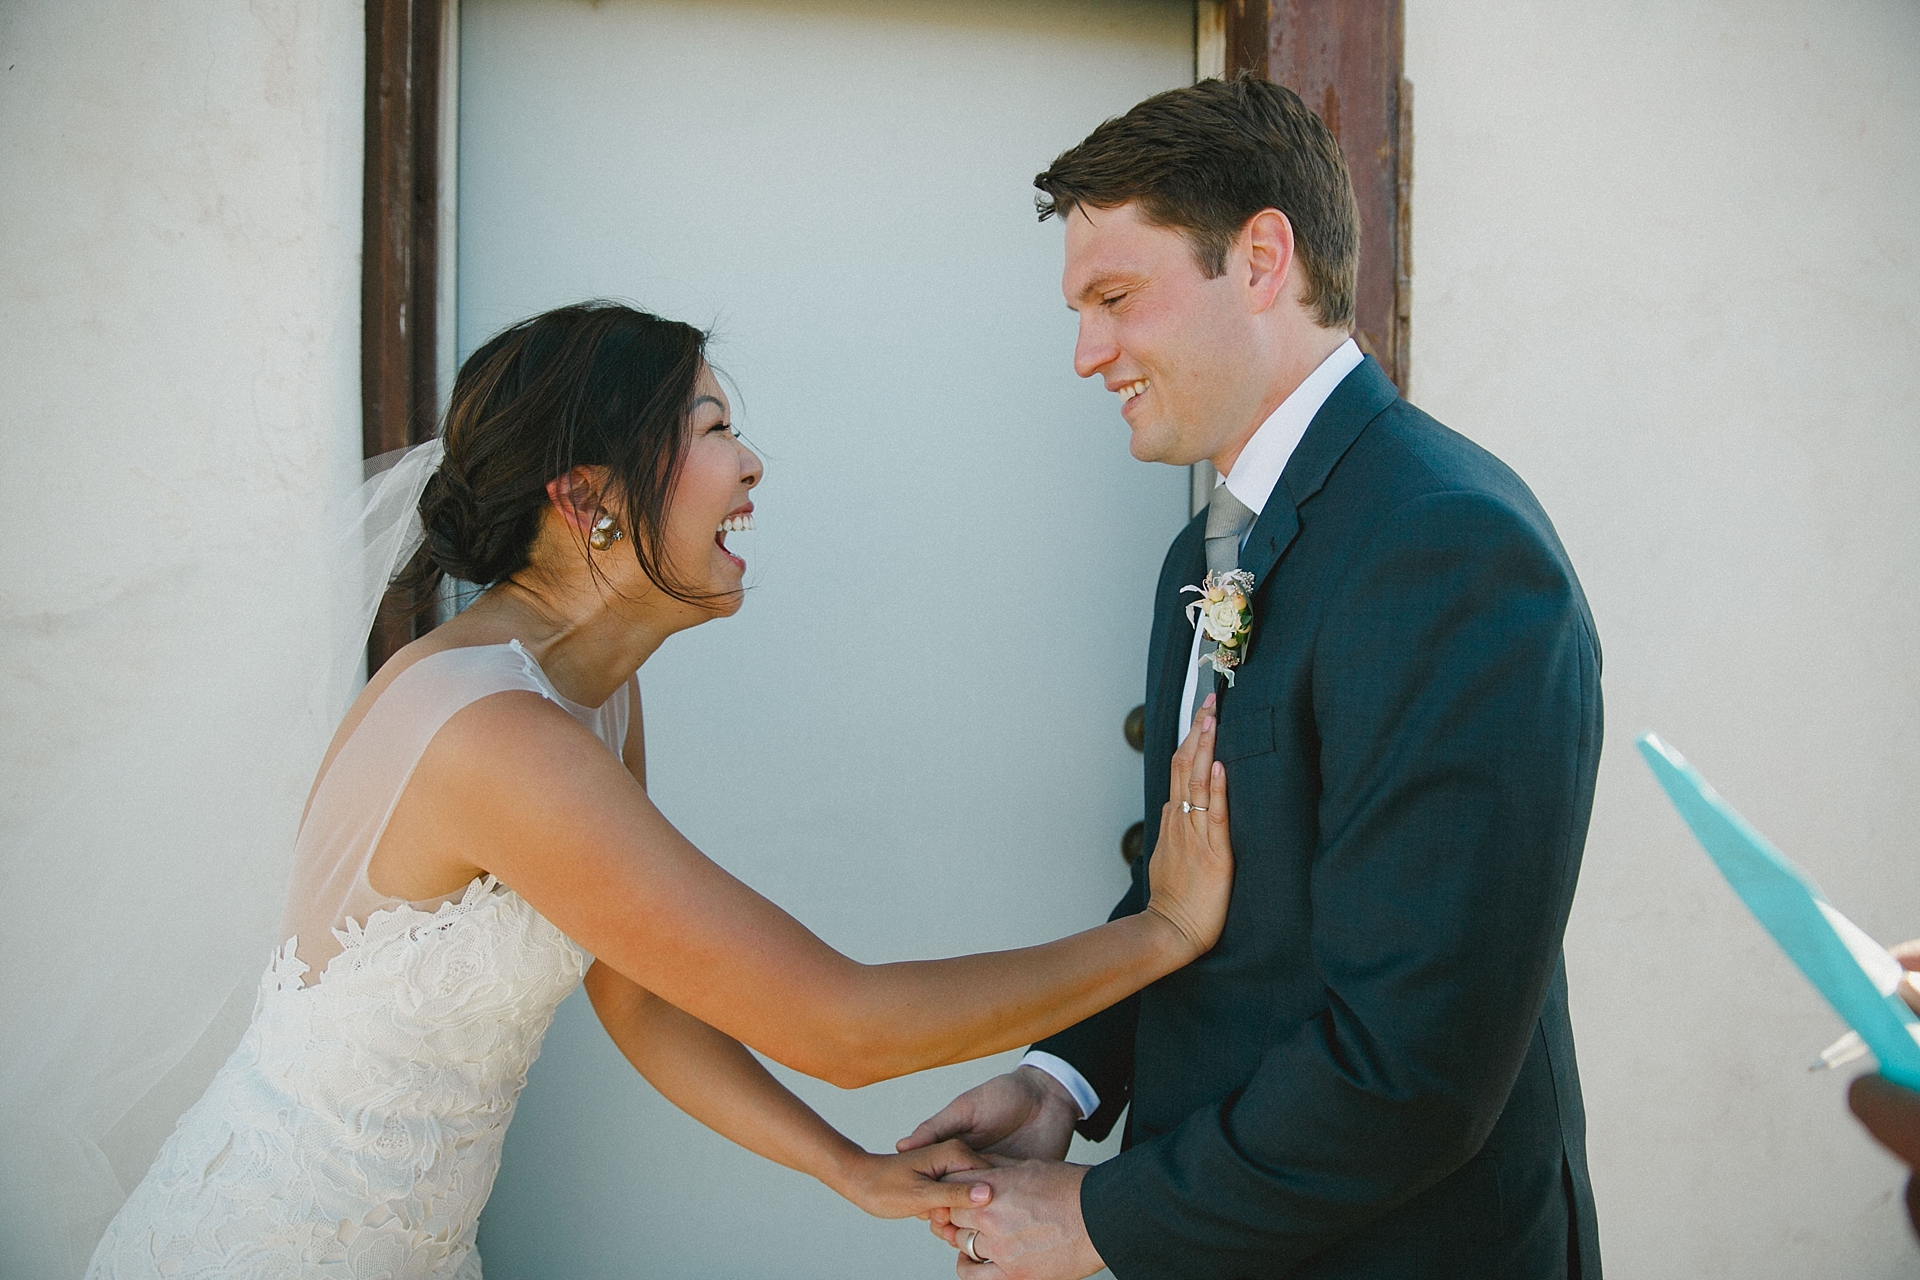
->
xmin=862 ymin=700 xmax=1228 ymax=1274
xmin=896 ymin=1065 xmax=1104 ymax=1280
xmin=834 ymin=1065 xmax=1093 ymax=1278
xmin=884 ymin=697 xmax=1226 ymax=1276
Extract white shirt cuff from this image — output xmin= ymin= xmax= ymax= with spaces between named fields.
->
xmin=1018 ymin=1050 xmax=1099 ymax=1121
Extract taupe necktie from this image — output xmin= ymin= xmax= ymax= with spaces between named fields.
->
xmin=1198 ymin=483 xmax=1257 ymax=682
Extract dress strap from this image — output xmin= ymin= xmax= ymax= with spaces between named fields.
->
xmin=278 ymin=643 xmax=571 ymax=975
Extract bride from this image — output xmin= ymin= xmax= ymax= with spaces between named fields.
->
xmin=87 ymin=301 xmax=1233 ymax=1278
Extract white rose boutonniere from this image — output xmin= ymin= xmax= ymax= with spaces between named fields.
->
xmin=1182 ymin=568 xmax=1256 ymax=685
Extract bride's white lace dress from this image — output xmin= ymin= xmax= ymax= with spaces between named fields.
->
xmin=87 ymin=642 xmax=631 ymax=1279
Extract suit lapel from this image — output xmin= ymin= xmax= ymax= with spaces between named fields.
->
xmin=1240 ymin=355 xmax=1400 ymax=593
xmin=1148 ymin=358 xmax=1398 ymax=740
xmin=1236 ymin=501 xmax=1298 ymax=593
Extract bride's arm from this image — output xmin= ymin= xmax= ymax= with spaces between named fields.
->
xmin=401 ymin=694 xmax=1230 ymax=1089
xmin=581 ymin=959 xmax=993 ymax=1218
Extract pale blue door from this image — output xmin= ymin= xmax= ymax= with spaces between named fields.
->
xmin=458 ymin=2 xmax=1193 ymax=1274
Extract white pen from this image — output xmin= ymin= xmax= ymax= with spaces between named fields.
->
xmin=1809 ymin=970 xmax=1920 ymax=1072
xmin=1809 ymin=1031 xmax=1869 ymax=1073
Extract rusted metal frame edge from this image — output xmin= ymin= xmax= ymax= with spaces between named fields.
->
xmin=1223 ymin=0 xmax=1409 ymax=394
xmin=362 ymin=0 xmax=408 ymax=461
xmin=1393 ymin=71 xmax=1412 ymax=398
xmin=1380 ymin=0 xmax=1408 ymax=396
xmin=364 ymin=0 xmax=448 ymax=670
xmin=1192 ymin=2 xmax=1228 ymax=514
xmin=406 ymin=0 xmax=442 ymax=453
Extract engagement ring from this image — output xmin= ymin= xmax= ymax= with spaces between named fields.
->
xmin=1181 ymin=801 xmax=1208 ymax=813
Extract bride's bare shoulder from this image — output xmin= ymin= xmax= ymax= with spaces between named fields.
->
xmin=362 ymin=642 xmax=622 ymax=904
xmin=360 ymin=615 xmax=524 ymax=706
xmin=305 ymin=620 xmax=554 ymax=814
xmin=392 ymin=673 xmax=641 ymax=885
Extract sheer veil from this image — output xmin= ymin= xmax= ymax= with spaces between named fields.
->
xmin=321 ymin=439 xmax=449 ymax=720
xmin=0 ymin=438 xmax=446 ymax=1275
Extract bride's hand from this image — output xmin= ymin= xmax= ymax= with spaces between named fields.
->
xmin=1144 ymin=694 xmax=1234 ymax=959
xmin=832 ymin=1140 xmax=995 ymax=1220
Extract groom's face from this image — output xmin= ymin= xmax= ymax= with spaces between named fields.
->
xmin=1062 ymin=202 xmax=1254 ymax=467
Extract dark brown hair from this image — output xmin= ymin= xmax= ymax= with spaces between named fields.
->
xmin=395 ymin=301 xmax=713 ymax=611
xmin=1034 ymin=72 xmax=1359 ymax=329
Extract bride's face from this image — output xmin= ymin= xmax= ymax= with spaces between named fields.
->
xmin=663 ymin=366 xmax=762 ymax=613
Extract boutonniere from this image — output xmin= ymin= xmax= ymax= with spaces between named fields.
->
xmin=1183 ymin=569 xmax=1256 ymax=685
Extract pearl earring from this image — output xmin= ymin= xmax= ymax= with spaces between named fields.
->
xmin=588 ymin=513 xmax=624 ymax=551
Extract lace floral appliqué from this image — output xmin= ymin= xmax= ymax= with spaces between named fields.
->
xmin=87 ymin=883 xmax=587 ymax=1279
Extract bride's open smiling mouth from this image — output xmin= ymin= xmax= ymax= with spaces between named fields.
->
xmin=716 ymin=504 xmax=754 ymax=571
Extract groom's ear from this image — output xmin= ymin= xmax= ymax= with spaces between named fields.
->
xmin=1240 ymin=208 xmax=1297 ymax=316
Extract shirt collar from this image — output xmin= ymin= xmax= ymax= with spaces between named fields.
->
xmin=1220 ymin=338 xmax=1363 ymax=517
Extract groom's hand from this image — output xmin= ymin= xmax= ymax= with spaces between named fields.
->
xmin=939 ymin=1159 xmax=1103 ymax=1280
xmin=899 ymin=1067 xmax=1078 ymax=1227
xmin=900 ymin=1067 xmax=1077 ymax=1163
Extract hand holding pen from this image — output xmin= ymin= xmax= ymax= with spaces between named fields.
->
xmin=1842 ymin=939 xmax=1920 ymax=1239
xmin=1813 ymin=939 xmax=1920 ymax=1072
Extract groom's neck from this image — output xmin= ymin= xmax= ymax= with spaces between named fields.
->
xmin=1209 ymin=323 xmax=1352 ymax=477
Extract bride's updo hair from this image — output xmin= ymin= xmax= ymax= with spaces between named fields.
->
xmin=397 ymin=301 xmax=712 ymax=609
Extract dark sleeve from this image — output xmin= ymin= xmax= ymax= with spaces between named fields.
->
xmin=1030 ymin=854 xmax=1146 ymax=1141
xmin=1082 ymin=488 xmax=1602 ymax=1277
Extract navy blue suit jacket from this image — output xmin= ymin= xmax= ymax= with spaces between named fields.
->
xmin=1035 ymin=357 xmax=1603 ymax=1279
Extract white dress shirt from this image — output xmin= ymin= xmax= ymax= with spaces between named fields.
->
xmin=1020 ymin=338 xmax=1364 ymax=1119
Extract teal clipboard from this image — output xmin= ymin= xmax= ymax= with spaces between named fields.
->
xmin=1637 ymin=732 xmax=1920 ymax=1090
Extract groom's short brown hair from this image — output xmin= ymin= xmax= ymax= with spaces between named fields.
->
xmin=1035 ymin=72 xmax=1359 ymax=330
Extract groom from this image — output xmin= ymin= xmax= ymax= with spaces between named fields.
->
xmin=904 ymin=75 xmax=1603 ymax=1278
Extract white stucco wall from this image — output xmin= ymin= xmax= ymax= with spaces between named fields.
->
xmin=1407 ymin=2 xmax=1920 ymax=1274
xmin=0 ymin=2 xmax=363 ymax=1273
xmin=5 ymin=2 xmax=1916 ymax=1276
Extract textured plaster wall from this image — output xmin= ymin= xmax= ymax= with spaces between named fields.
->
xmin=4 ymin=1 xmax=1916 ymax=1276
xmin=1406 ymin=2 xmax=1920 ymax=1275
xmin=0 ymin=2 xmax=363 ymax=1273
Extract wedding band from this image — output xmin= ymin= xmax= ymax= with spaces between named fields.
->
xmin=962 ymin=1229 xmax=990 ymax=1264
xmin=1181 ymin=801 xmax=1208 ymax=813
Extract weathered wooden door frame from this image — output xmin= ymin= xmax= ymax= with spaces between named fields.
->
xmin=360 ymin=1 xmax=1406 ymax=660
xmin=1191 ymin=0 xmax=1411 ymax=512
xmin=1222 ymin=0 xmax=1411 ymax=394
xmin=364 ymin=0 xmax=459 ymax=671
